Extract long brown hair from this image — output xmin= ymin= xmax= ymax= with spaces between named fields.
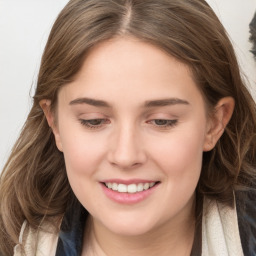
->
xmin=1 ymin=0 xmax=256 ymax=254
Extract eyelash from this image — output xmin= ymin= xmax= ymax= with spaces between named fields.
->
xmin=79 ymin=118 xmax=178 ymax=130
xmin=147 ymin=119 xmax=178 ymax=129
xmin=79 ymin=119 xmax=110 ymax=129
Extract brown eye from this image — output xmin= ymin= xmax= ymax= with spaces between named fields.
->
xmin=79 ymin=119 xmax=110 ymax=129
xmin=154 ymin=119 xmax=168 ymax=125
xmin=87 ymin=119 xmax=103 ymax=125
xmin=146 ymin=119 xmax=178 ymax=130
xmin=153 ymin=119 xmax=177 ymax=126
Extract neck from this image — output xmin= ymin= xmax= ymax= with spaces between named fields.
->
xmin=83 ymin=204 xmax=196 ymax=256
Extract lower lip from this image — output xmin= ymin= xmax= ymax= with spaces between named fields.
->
xmin=100 ymin=183 xmax=159 ymax=204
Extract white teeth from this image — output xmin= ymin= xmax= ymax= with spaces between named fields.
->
xmin=107 ymin=183 xmax=112 ymax=189
xmin=143 ymin=183 xmax=149 ymax=190
xmin=112 ymin=183 xmax=118 ymax=191
xmin=118 ymin=184 xmax=127 ymax=193
xmin=137 ymin=183 xmax=144 ymax=192
xmin=105 ymin=182 xmax=157 ymax=193
xmin=149 ymin=182 xmax=155 ymax=188
xmin=127 ymin=184 xmax=137 ymax=193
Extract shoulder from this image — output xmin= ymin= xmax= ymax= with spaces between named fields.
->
xmin=14 ymin=219 xmax=60 ymax=256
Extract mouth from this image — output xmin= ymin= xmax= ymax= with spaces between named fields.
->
xmin=100 ymin=180 xmax=160 ymax=204
xmin=102 ymin=181 xmax=160 ymax=193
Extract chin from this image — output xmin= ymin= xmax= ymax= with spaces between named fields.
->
xmin=106 ymin=223 xmax=155 ymax=237
xmin=95 ymin=212 xmax=161 ymax=237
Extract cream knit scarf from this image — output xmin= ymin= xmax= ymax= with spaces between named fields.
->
xmin=202 ymin=197 xmax=244 ymax=256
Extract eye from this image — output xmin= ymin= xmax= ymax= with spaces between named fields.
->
xmin=147 ymin=119 xmax=178 ymax=129
xmin=79 ymin=119 xmax=110 ymax=129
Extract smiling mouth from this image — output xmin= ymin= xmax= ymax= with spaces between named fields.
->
xmin=102 ymin=182 xmax=160 ymax=193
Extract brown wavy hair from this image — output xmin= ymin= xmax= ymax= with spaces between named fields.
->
xmin=1 ymin=0 xmax=256 ymax=254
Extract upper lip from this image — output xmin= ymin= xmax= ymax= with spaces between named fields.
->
xmin=101 ymin=179 xmax=159 ymax=185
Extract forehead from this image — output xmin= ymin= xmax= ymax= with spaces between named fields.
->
xmin=59 ymin=37 xmax=204 ymax=109
xmin=79 ymin=37 xmax=192 ymax=82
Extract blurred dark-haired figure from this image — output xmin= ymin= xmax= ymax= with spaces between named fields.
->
xmin=249 ymin=12 xmax=256 ymax=58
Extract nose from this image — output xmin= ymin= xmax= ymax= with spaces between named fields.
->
xmin=108 ymin=124 xmax=147 ymax=169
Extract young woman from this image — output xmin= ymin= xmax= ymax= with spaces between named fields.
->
xmin=0 ymin=0 xmax=255 ymax=255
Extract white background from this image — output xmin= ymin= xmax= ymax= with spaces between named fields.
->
xmin=1 ymin=0 xmax=256 ymax=171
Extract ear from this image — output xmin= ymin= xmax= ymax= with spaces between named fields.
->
xmin=39 ymin=100 xmax=63 ymax=152
xmin=203 ymin=97 xmax=235 ymax=151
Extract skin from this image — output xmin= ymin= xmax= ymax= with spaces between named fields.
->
xmin=41 ymin=37 xmax=234 ymax=256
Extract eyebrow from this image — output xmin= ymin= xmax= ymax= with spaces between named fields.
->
xmin=144 ymin=98 xmax=189 ymax=108
xmin=69 ymin=97 xmax=190 ymax=108
xmin=69 ymin=97 xmax=111 ymax=107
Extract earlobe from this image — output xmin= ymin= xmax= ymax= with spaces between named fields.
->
xmin=39 ymin=100 xmax=63 ymax=152
xmin=203 ymin=97 xmax=235 ymax=151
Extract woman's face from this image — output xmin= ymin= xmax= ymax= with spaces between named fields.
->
xmin=53 ymin=37 xmax=212 ymax=236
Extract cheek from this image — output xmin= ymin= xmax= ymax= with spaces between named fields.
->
xmin=149 ymin=126 xmax=205 ymax=216
xmin=57 ymin=117 xmax=107 ymax=179
xmin=59 ymin=131 xmax=106 ymax=207
xmin=150 ymin=123 xmax=206 ymax=185
xmin=62 ymin=135 xmax=104 ymax=175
